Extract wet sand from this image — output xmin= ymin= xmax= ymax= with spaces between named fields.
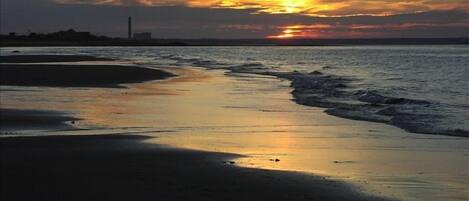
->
xmin=0 ymin=108 xmax=78 ymax=132
xmin=0 ymin=55 xmax=390 ymax=201
xmin=1 ymin=54 xmax=174 ymax=87
xmin=0 ymin=134 xmax=389 ymax=201
xmin=0 ymin=55 xmax=113 ymax=63
xmin=1 ymin=66 xmax=466 ymax=201
xmin=0 ymin=64 xmax=174 ymax=87
xmin=2 ymin=54 xmax=467 ymax=201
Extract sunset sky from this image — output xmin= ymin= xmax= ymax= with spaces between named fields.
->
xmin=1 ymin=0 xmax=468 ymax=38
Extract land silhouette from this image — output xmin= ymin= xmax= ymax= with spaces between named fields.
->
xmin=1 ymin=29 xmax=468 ymax=47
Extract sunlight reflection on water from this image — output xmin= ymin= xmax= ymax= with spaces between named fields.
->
xmin=1 ymin=66 xmax=468 ymax=201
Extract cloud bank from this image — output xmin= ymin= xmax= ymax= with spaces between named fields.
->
xmin=1 ymin=0 xmax=468 ymax=38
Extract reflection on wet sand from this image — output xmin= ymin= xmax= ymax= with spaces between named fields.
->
xmin=1 ymin=67 xmax=468 ymax=201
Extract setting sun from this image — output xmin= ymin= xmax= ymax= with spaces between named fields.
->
xmin=268 ymin=24 xmax=330 ymax=39
xmin=185 ymin=0 xmax=347 ymax=15
xmin=280 ymin=0 xmax=309 ymax=13
xmin=1 ymin=1 xmax=468 ymax=201
xmin=268 ymin=28 xmax=297 ymax=38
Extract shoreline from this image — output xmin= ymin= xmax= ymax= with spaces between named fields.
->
xmin=0 ymin=55 xmax=175 ymax=88
xmin=1 ymin=53 xmax=467 ymax=201
xmin=0 ymin=56 xmax=391 ymax=200
xmin=0 ymin=64 xmax=174 ymax=88
xmin=0 ymin=55 xmax=113 ymax=63
xmin=0 ymin=54 xmax=176 ymax=132
xmin=0 ymin=134 xmax=391 ymax=201
xmin=224 ymin=67 xmax=469 ymax=138
xmin=0 ymin=108 xmax=78 ymax=133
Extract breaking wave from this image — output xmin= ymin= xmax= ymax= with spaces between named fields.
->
xmin=229 ymin=65 xmax=469 ymax=137
xmin=157 ymin=52 xmax=468 ymax=137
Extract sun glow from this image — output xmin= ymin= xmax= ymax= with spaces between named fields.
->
xmin=280 ymin=0 xmax=309 ymax=14
xmin=268 ymin=24 xmax=329 ymax=39
xmin=187 ymin=0 xmax=343 ymax=15
xmin=268 ymin=28 xmax=299 ymax=39
xmin=56 ymin=0 xmax=469 ymax=17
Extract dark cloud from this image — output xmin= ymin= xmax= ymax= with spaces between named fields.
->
xmin=1 ymin=0 xmax=468 ymax=38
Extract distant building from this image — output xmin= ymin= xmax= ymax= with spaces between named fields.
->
xmin=128 ymin=16 xmax=132 ymax=39
xmin=133 ymin=32 xmax=152 ymax=40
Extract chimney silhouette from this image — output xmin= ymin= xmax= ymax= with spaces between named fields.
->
xmin=128 ymin=16 xmax=132 ymax=39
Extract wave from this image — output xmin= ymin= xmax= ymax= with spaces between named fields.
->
xmin=156 ymin=53 xmax=468 ymax=138
xmin=286 ymin=72 xmax=468 ymax=137
xmin=160 ymin=55 xmax=226 ymax=68
xmin=227 ymin=64 xmax=468 ymax=137
xmin=228 ymin=63 xmax=269 ymax=72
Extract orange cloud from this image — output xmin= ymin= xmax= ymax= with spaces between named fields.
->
xmin=268 ymin=21 xmax=469 ymax=38
xmin=54 ymin=0 xmax=469 ymax=16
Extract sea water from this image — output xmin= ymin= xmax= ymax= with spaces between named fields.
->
xmin=3 ymin=46 xmax=467 ymax=136
xmin=1 ymin=46 xmax=468 ymax=201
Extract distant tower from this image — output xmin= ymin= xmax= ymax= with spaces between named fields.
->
xmin=128 ymin=16 xmax=132 ymax=39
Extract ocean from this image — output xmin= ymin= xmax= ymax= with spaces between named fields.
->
xmin=5 ymin=45 xmax=468 ymax=136
xmin=1 ymin=46 xmax=468 ymax=201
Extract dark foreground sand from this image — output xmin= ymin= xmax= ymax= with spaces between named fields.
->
xmin=0 ymin=134 xmax=390 ymax=201
xmin=0 ymin=108 xmax=78 ymax=132
xmin=0 ymin=64 xmax=174 ymax=87
xmin=1 ymin=55 xmax=390 ymax=201
xmin=0 ymin=55 xmax=174 ymax=87
xmin=0 ymin=55 xmax=113 ymax=63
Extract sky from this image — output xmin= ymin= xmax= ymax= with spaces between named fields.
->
xmin=1 ymin=0 xmax=468 ymax=38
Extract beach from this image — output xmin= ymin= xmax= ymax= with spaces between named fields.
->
xmin=1 ymin=134 xmax=388 ymax=201
xmin=0 ymin=55 xmax=113 ymax=63
xmin=0 ymin=54 xmax=388 ymax=201
xmin=2 ymin=0 xmax=469 ymax=199
xmin=1 ymin=51 xmax=468 ymax=201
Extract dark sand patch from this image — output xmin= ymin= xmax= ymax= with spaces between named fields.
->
xmin=0 ymin=55 xmax=113 ymax=63
xmin=0 ymin=108 xmax=78 ymax=132
xmin=0 ymin=64 xmax=174 ymax=87
xmin=0 ymin=135 xmax=391 ymax=201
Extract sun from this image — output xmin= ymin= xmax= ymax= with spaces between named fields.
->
xmin=281 ymin=0 xmax=309 ymax=13
xmin=267 ymin=28 xmax=297 ymax=39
